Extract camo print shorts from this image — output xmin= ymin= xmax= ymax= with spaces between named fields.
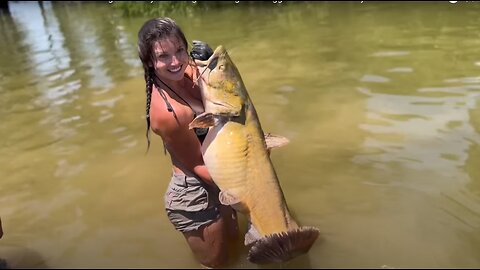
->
xmin=164 ymin=173 xmax=221 ymax=232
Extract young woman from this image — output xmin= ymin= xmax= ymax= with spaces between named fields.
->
xmin=137 ymin=17 xmax=239 ymax=268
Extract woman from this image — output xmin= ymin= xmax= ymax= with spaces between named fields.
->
xmin=137 ymin=18 xmax=239 ymax=268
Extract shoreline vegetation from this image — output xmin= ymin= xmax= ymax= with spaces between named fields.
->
xmin=109 ymin=1 xmax=293 ymax=17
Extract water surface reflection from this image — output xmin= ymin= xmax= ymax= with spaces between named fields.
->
xmin=0 ymin=1 xmax=480 ymax=268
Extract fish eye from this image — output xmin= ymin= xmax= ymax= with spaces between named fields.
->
xmin=218 ymin=65 xmax=225 ymax=71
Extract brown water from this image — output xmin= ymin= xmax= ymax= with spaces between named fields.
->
xmin=1 ymin=1 xmax=480 ymax=268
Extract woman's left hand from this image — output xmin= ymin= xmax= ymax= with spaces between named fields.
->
xmin=190 ymin=40 xmax=213 ymax=61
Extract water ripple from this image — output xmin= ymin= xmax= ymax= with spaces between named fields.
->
xmin=387 ymin=67 xmax=414 ymax=73
xmin=370 ymin=51 xmax=410 ymax=57
xmin=54 ymin=159 xmax=87 ymax=178
xmin=91 ymin=95 xmax=124 ymax=109
xmin=46 ymin=79 xmax=81 ymax=100
xmin=445 ymin=76 xmax=480 ymax=84
xmin=354 ymin=86 xmax=479 ymax=178
xmin=47 ymin=69 xmax=76 ymax=82
xmin=360 ymin=74 xmax=391 ymax=83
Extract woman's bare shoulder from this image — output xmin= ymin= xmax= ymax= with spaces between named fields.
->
xmin=149 ymin=87 xmax=191 ymax=140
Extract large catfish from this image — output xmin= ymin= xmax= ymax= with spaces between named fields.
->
xmin=189 ymin=46 xmax=319 ymax=264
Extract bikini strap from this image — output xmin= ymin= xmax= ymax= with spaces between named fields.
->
xmin=153 ymin=73 xmax=197 ymax=117
xmin=153 ymin=74 xmax=208 ymax=141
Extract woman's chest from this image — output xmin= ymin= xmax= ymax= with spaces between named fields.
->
xmin=150 ymin=85 xmax=203 ymax=128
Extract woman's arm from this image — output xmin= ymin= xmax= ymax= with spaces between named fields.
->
xmin=163 ymin=124 xmax=214 ymax=186
xmin=150 ymin=103 xmax=215 ymax=187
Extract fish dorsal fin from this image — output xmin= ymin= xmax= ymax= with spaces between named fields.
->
xmin=264 ymin=133 xmax=290 ymax=150
xmin=245 ymin=221 xmax=262 ymax=246
xmin=219 ymin=190 xmax=241 ymax=206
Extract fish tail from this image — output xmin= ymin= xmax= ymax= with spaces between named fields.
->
xmin=247 ymin=226 xmax=320 ymax=265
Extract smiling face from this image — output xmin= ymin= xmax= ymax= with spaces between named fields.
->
xmin=152 ymin=35 xmax=189 ymax=83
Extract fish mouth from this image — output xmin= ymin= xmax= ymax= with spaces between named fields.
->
xmin=194 ymin=45 xmax=226 ymax=74
xmin=212 ymin=101 xmax=239 ymax=112
xmin=193 ymin=45 xmax=240 ymax=116
xmin=193 ymin=46 xmax=225 ymax=88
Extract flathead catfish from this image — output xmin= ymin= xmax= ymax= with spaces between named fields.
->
xmin=189 ymin=46 xmax=319 ymax=264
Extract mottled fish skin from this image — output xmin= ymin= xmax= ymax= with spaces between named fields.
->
xmin=190 ymin=46 xmax=319 ymax=265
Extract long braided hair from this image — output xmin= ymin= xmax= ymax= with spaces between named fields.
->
xmin=137 ymin=17 xmax=189 ymax=153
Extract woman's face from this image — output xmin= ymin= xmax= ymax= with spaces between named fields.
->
xmin=152 ymin=36 xmax=188 ymax=82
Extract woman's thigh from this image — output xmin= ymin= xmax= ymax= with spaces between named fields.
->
xmin=182 ymin=213 xmax=228 ymax=267
xmin=182 ymin=206 xmax=239 ymax=267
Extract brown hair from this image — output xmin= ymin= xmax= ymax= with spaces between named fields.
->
xmin=137 ymin=17 xmax=188 ymax=152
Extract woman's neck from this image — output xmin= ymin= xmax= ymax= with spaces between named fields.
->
xmin=153 ymin=73 xmax=186 ymax=94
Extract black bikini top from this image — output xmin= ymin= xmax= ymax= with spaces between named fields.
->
xmin=153 ymin=74 xmax=208 ymax=144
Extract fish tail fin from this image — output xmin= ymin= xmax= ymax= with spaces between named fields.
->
xmin=247 ymin=226 xmax=320 ymax=265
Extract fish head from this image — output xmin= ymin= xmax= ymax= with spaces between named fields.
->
xmin=194 ymin=45 xmax=247 ymax=117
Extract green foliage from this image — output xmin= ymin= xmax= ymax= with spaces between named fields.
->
xmin=111 ymin=1 xmax=190 ymax=17
xmin=111 ymin=1 xmax=294 ymax=17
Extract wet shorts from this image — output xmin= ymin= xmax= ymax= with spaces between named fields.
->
xmin=164 ymin=173 xmax=221 ymax=232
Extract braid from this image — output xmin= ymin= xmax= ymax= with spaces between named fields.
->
xmin=137 ymin=17 xmax=190 ymax=154
xmin=145 ymin=68 xmax=154 ymax=153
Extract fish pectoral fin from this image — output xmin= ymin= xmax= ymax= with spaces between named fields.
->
xmin=264 ymin=133 xmax=290 ymax=150
xmin=189 ymin=112 xmax=216 ymax=129
xmin=245 ymin=221 xmax=262 ymax=246
xmin=219 ymin=190 xmax=241 ymax=206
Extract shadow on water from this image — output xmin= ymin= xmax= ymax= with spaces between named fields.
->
xmin=0 ymin=245 xmax=48 ymax=269
xmin=0 ymin=2 xmax=10 ymax=15
xmin=257 ymin=247 xmax=317 ymax=269
xmin=228 ymin=240 xmax=316 ymax=269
